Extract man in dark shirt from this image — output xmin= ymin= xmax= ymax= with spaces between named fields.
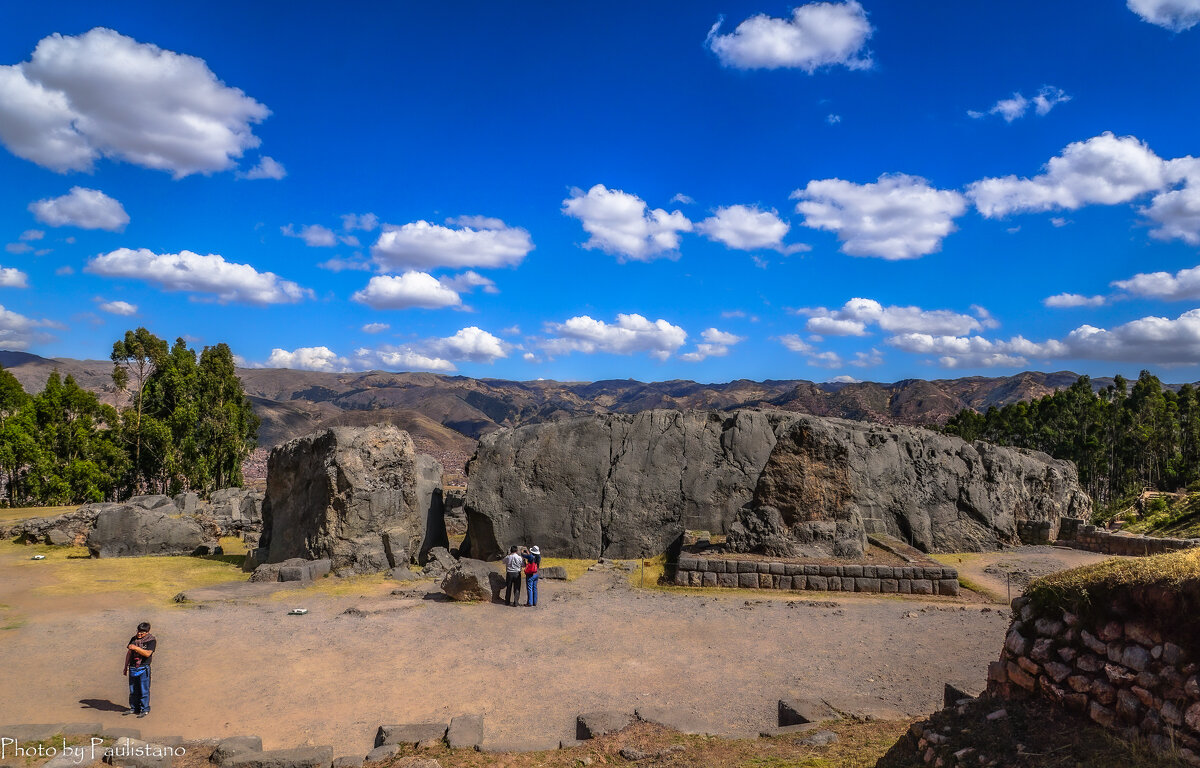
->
xmin=122 ymin=622 xmax=156 ymax=718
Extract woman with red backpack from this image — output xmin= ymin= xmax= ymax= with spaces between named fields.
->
xmin=521 ymin=546 xmax=541 ymax=607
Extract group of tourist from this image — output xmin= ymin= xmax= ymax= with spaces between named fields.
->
xmin=502 ymin=544 xmax=541 ymax=607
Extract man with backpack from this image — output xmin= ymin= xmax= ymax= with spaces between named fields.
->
xmin=522 ymin=545 xmax=541 ymax=607
xmin=502 ymin=546 xmax=525 ymax=606
xmin=122 ymin=621 xmax=156 ymax=718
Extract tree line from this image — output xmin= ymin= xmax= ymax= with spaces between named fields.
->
xmin=943 ymin=371 xmax=1200 ymax=506
xmin=0 ymin=328 xmax=258 ymax=506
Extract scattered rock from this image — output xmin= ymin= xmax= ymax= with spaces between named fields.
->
xmin=86 ymin=506 xmax=215 ymax=558
xmin=439 ymin=559 xmax=497 ymax=602
xmin=211 ymin=736 xmax=263 ymax=766
xmin=778 ymin=698 xmax=841 ymax=726
xmin=576 ymin=711 xmax=633 ymax=740
xmin=374 ymin=723 xmax=447 ymax=748
xmin=446 ymin=714 xmax=483 ymax=750
xmin=221 ymin=747 xmax=333 ymax=768
xmin=798 ymin=730 xmax=839 ymax=747
xmin=363 ymin=745 xmax=399 ymax=763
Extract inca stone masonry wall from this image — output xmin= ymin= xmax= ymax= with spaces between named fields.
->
xmin=673 ymin=555 xmax=959 ymax=596
xmin=1056 ymin=517 xmax=1200 ymax=556
xmin=988 ymin=591 xmax=1200 ymax=766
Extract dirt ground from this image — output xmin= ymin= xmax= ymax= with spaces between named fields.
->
xmin=935 ymin=545 xmax=1118 ymax=603
xmin=0 ymin=546 xmax=1114 ymax=758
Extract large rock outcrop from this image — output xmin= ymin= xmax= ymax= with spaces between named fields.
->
xmin=258 ymin=424 xmax=445 ymax=572
xmin=86 ymin=506 xmax=215 ymax=558
xmin=461 ymin=410 xmax=791 ymax=560
xmin=461 ymin=409 xmax=1091 ymax=559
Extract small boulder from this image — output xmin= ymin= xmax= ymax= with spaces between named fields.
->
xmin=211 ymin=736 xmax=263 ymax=766
xmin=576 ymin=711 xmax=633 ymax=740
xmin=446 ymin=715 xmax=483 ymax=750
xmin=45 ymin=528 xmax=73 ymax=546
xmin=539 ymin=565 xmax=568 ymax=580
xmin=221 ymin=747 xmax=333 ymax=768
xmin=440 ymin=559 xmax=497 ymax=602
xmin=87 ymin=506 xmax=214 ymax=558
xmin=374 ymin=724 xmax=447 ymax=748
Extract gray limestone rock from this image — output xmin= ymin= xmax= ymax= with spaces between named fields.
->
xmin=259 ymin=425 xmax=444 ymax=572
xmin=576 ymin=711 xmax=633 ymax=740
xmin=440 ymin=559 xmax=497 ymax=601
xmin=211 ymin=736 xmax=263 ymax=766
xmin=220 ymin=747 xmax=333 ymax=768
xmin=86 ymin=506 xmax=214 ymax=558
xmin=446 ymin=714 xmax=483 ymax=750
xmin=374 ymin=723 xmax=447 ymax=748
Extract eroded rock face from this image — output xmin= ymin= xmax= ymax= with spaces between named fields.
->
xmin=86 ymin=506 xmax=214 ymax=558
xmin=461 ymin=410 xmax=792 ymax=560
xmin=462 ymin=409 xmax=1091 ymax=559
xmin=733 ymin=416 xmax=1092 ymax=556
xmin=259 ymin=424 xmax=445 ymax=572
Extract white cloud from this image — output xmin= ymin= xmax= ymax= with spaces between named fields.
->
xmin=5 ymin=243 xmax=31 ymax=255
xmin=887 ymin=333 xmax=1064 ymax=369
xmin=1050 ymin=217 xmax=1070 ymax=227
xmin=542 ymin=313 xmax=687 ymax=360
xmin=440 ymin=270 xmax=499 ymax=294
xmin=371 ymin=218 xmax=532 ymax=271
xmin=55 ymin=266 xmax=73 ymax=276
xmin=361 ymin=322 xmax=390 ymax=334
xmin=239 ymin=156 xmax=286 ymax=180
xmin=828 ymin=375 xmax=860 ymax=383
xmin=1112 ymin=264 xmax=1200 ymax=301
xmin=19 ymin=230 xmax=43 ymax=241
xmin=97 ymin=299 xmax=137 ymax=315
xmin=1143 ymin=180 xmax=1200 ymax=244
xmin=706 ymin=1 xmax=873 ymax=72
xmin=0 ymin=267 xmax=28 ymax=288
xmin=680 ymin=327 xmax=745 ymax=362
xmin=778 ymin=334 xmax=815 ymax=354
xmin=282 ymin=223 xmax=337 ymax=247
xmin=849 ymin=348 xmax=883 ymax=367
xmin=265 ymin=346 xmax=350 ymax=372
xmin=0 ymin=303 xmax=56 ymax=349
xmin=446 ymin=215 xmax=506 ymax=230
xmin=1128 ymin=0 xmax=1200 ymax=30
xmin=1044 ymin=293 xmax=1107 ymax=308
xmin=798 ymin=298 xmax=984 ymax=336
xmin=430 ymin=326 xmax=508 ymax=363
xmin=971 ymin=305 xmax=1001 ymax=329
xmin=341 ymin=213 xmax=379 ymax=232
xmin=826 ymin=114 xmax=841 ymax=124
xmin=670 ymin=193 xmax=695 ymax=205
xmin=29 ymin=187 xmax=129 ymax=231
xmin=695 ymin=205 xmax=808 ymax=254
xmin=791 ymin=174 xmax=966 ymax=260
xmin=86 ymin=248 xmax=312 ymax=305
xmin=969 ymin=86 xmax=1071 ymax=123
xmin=317 ymin=256 xmax=371 ymax=272
xmin=351 ymin=271 xmax=463 ymax=310
xmin=967 ymin=133 xmax=1173 ymax=218
xmin=562 ymin=184 xmax=692 ymax=262
xmin=352 ymin=345 xmax=455 ymax=373
xmin=0 ymin=28 xmax=268 ymax=176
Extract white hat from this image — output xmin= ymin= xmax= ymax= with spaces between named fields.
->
xmin=530 ymin=546 xmax=540 ymax=555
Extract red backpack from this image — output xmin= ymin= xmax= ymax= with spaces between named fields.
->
xmin=524 ymin=560 xmax=538 ymax=576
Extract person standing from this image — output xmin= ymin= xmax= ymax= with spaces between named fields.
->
xmin=123 ymin=622 xmax=156 ymax=718
xmin=522 ymin=545 xmax=541 ymax=607
xmin=502 ymin=546 xmax=524 ymax=607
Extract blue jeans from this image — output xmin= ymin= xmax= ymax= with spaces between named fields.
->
xmin=128 ymin=667 xmax=150 ymax=713
xmin=526 ymin=574 xmax=538 ymax=606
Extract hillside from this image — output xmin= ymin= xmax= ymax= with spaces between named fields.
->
xmin=0 ymin=351 xmax=1161 ymax=480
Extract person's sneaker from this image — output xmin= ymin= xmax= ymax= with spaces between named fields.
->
xmin=122 ymin=709 xmax=135 ymax=716
xmin=136 ymin=712 xmax=148 ymax=718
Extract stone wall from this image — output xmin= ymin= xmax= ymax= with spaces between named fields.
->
xmin=1017 ymin=520 xmax=1055 ymax=545
xmin=673 ymin=555 xmax=959 ymax=596
xmin=988 ymin=593 xmax=1200 ymax=765
xmin=1056 ymin=518 xmax=1200 ymax=556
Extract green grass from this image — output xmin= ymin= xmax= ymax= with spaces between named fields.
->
xmin=0 ymin=504 xmax=77 ymax=523
xmin=538 ymin=556 xmax=592 ymax=581
xmin=1026 ymin=548 xmax=1200 ymax=623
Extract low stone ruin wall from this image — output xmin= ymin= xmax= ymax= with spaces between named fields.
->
xmin=673 ymin=555 xmax=959 ymax=596
xmin=1017 ymin=520 xmax=1055 ymax=545
xmin=988 ymin=593 xmax=1200 ymax=765
xmin=1056 ymin=518 xmax=1200 ymax=556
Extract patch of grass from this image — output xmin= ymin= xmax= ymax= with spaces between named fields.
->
xmin=956 ymin=575 xmax=1004 ymax=603
xmin=0 ymin=540 xmax=247 ymax=602
xmin=538 ymin=557 xmax=591 ymax=581
xmin=0 ymin=504 xmax=77 ymax=523
xmin=267 ymin=572 xmax=394 ymax=600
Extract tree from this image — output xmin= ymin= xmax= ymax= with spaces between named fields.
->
xmin=111 ymin=328 xmax=168 ymax=493
xmin=195 ymin=343 xmax=258 ymax=491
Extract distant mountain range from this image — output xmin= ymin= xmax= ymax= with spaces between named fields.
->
xmin=0 ymin=350 xmax=1168 ymax=477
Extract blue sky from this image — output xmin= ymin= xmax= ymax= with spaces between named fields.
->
xmin=3 ymin=1 xmax=1200 ymax=384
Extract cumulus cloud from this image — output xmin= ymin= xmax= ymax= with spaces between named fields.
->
xmin=361 ymin=322 xmax=390 ymax=334
xmin=0 ymin=303 xmax=56 ymax=349
xmin=265 ymin=346 xmax=350 ymax=372
xmin=5 ymin=243 xmax=31 ymax=255
xmin=791 ymin=174 xmax=966 ymax=260
xmin=238 ymin=156 xmax=286 ymax=180
xmin=351 ymin=271 xmax=462 ymax=310
xmin=1143 ymin=181 xmax=1200 ymax=243
xmin=97 ymin=299 xmax=137 ymax=315
xmin=680 ymin=327 xmax=745 ymax=362
xmin=0 ymin=267 xmax=28 ymax=288
xmin=706 ymin=1 xmax=873 ymax=72
xmin=281 ymin=223 xmax=337 ymax=247
xmin=0 ymin=28 xmax=268 ymax=176
xmin=429 ymin=326 xmax=508 ymax=363
xmin=1044 ymin=293 xmax=1107 ymax=308
xmin=849 ymin=348 xmax=883 ymax=367
xmin=670 ymin=193 xmax=695 ymax=205
xmin=29 ymin=187 xmax=129 ymax=231
xmin=967 ymin=133 xmax=1175 ymax=218
xmin=887 ymin=333 xmax=1065 ymax=369
xmin=353 ymin=345 xmax=455 ymax=373
xmin=562 ymin=185 xmax=692 ymax=262
xmin=1128 ymin=0 xmax=1200 ymax=30
xmin=969 ymin=86 xmax=1070 ymax=122
xmin=778 ymin=334 xmax=815 ymax=354
xmin=19 ymin=230 xmax=43 ymax=241
xmin=440 ymin=270 xmax=499 ymax=294
xmin=86 ymin=248 xmax=312 ymax=305
xmin=1112 ymin=264 xmax=1200 ymax=301
xmin=370 ymin=218 xmax=532 ymax=272
xmin=317 ymin=256 xmax=371 ymax=272
xmin=797 ymin=298 xmax=984 ymax=337
xmin=695 ymin=205 xmax=808 ymax=254
xmin=542 ymin=313 xmax=687 ymax=360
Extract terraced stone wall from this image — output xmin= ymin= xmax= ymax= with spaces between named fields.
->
xmin=673 ymin=555 xmax=959 ymax=596
xmin=1057 ymin=518 xmax=1199 ymax=556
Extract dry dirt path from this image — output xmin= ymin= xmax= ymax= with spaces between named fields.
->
xmin=937 ymin=546 xmax=1118 ymax=603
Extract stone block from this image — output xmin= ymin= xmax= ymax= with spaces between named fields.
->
xmin=737 ymin=561 xmax=758 ymax=573
xmin=635 ymin=707 xmax=715 ymax=735
xmin=769 ymin=563 xmax=785 ymax=575
xmin=222 ymin=749 xmax=333 ymax=768
xmin=705 ymin=559 xmax=725 ymax=573
xmin=842 ymin=565 xmax=862 ymax=577
xmin=576 ymin=711 xmax=633 ymax=740
xmin=937 ymin=579 xmax=960 ymax=596
xmin=212 ymin=736 xmax=264 ymax=766
xmin=447 ymin=714 xmax=483 ymax=750
xmin=757 ymin=562 xmax=773 ymax=574
xmin=375 ymin=724 xmax=448 ymax=748
xmin=855 ymin=578 xmax=880 ymax=592
xmin=332 ymin=759 xmax=362 ymax=768
xmin=758 ymin=573 xmax=773 ymax=589
xmin=778 ymin=698 xmax=841 ymax=726
xmin=778 ymin=575 xmax=792 ymax=590
xmin=819 ymin=565 xmax=838 ymax=577
xmin=717 ymin=573 xmax=737 ymax=588
xmin=807 ymin=575 xmax=828 ymax=591
xmin=364 ymin=746 xmax=399 ymax=763
xmin=862 ymin=566 xmax=877 ymax=578
xmin=701 ymin=571 xmax=717 ymax=587
xmin=738 ymin=573 xmax=758 ymax=589
xmin=784 ymin=564 xmax=802 ymax=576
xmin=879 ymin=579 xmax=898 ymax=593
xmin=897 ymin=579 xmax=911 ymax=594
xmin=911 ymin=580 xmax=933 ymax=595
xmin=104 ymin=738 xmax=175 ymax=768
xmin=791 ymin=575 xmax=807 ymax=590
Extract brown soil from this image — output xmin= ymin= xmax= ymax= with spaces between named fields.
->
xmin=0 ymin=549 xmax=1100 ymax=758
xmin=939 ymin=546 xmax=1120 ymax=603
